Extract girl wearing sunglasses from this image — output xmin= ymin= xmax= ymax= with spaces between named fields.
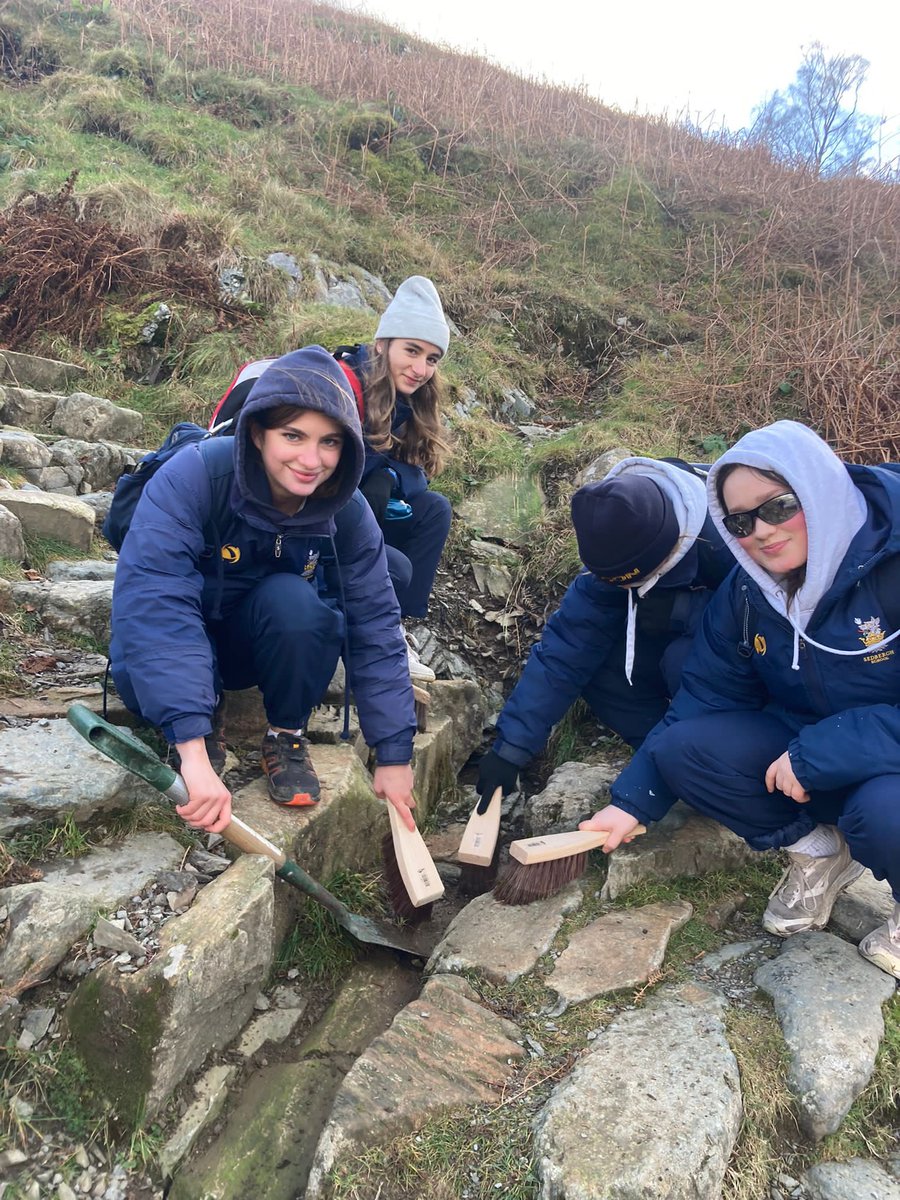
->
xmin=581 ymin=420 xmax=900 ymax=980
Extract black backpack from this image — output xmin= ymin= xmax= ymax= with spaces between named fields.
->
xmin=102 ymin=422 xmax=223 ymax=551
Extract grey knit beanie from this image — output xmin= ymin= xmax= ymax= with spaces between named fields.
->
xmin=375 ymin=275 xmax=450 ymax=355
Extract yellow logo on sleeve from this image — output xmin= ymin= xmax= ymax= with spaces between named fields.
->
xmin=221 ymin=545 xmax=241 ymax=563
xmin=753 ymin=634 xmax=766 ymax=655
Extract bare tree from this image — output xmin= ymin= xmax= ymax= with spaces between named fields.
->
xmin=749 ymin=42 xmax=881 ymax=176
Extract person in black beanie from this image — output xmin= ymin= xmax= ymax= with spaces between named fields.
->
xmin=475 ymin=457 xmax=733 ymax=808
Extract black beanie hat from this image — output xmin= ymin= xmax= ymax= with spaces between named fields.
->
xmin=571 ymin=475 xmax=680 ymax=584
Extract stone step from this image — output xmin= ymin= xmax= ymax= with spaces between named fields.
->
xmin=168 ymin=954 xmax=421 ymax=1200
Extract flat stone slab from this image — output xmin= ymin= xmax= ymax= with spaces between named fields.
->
xmin=803 ymin=1157 xmax=900 ymax=1199
xmin=0 ymin=719 xmax=161 ymax=834
xmin=455 ymin=471 xmax=545 ymax=547
xmin=547 ymin=900 xmax=693 ymax=1006
xmin=426 ymin=884 xmax=583 ymax=984
xmin=0 ymin=833 xmax=183 ymax=994
xmin=831 ymin=870 xmax=896 ymax=941
xmin=38 ymin=833 xmax=185 ymax=905
xmin=534 ymin=983 xmax=741 ymax=1200
xmin=0 ymin=349 xmax=87 ymax=392
xmin=170 ymin=1059 xmax=345 ymax=1200
xmin=602 ymin=801 xmax=762 ymax=901
xmin=306 ymin=974 xmax=524 ymax=1199
xmin=235 ymin=1004 xmax=307 ymax=1058
xmin=754 ymin=931 xmax=896 ymax=1140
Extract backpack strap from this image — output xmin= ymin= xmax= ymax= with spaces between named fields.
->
xmin=197 ymin=438 xmax=238 ymax=621
xmin=333 ymin=346 xmax=366 ymax=426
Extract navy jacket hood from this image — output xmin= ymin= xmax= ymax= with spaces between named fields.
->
xmin=233 ymin=346 xmax=366 ymax=529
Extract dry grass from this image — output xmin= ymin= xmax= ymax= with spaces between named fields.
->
xmin=105 ymin=0 xmax=900 ymax=461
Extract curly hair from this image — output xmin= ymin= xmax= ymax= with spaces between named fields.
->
xmin=361 ymin=341 xmax=452 ymax=479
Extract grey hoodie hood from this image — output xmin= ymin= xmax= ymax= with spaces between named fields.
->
xmin=601 ymin=456 xmax=708 ymax=684
xmin=707 ymin=420 xmax=880 ymax=667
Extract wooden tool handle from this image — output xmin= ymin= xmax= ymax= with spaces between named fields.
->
xmin=457 ymin=787 xmax=502 ymax=866
xmin=387 ymin=802 xmax=445 ymax=907
xmin=222 ymin=817 xmax=288 ymax=869
xmin=509 ymin=826 xmax=647 ymax=865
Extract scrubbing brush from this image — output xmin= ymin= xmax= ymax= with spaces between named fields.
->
xmin=381 ymin=799 xmax=444 ymax=923
xmin=492 ymin=826 xmax=646 ymax=906
xmin=457 ymin=786 xmax=503 ymax=897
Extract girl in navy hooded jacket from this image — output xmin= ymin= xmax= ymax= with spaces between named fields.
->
xmin=336 ymin=276 xmax=453 ymax=683
xmin=582 ymin=420 xmax=900 ymax=980
xmin=109 ymin=346 xmax=418 ymax=836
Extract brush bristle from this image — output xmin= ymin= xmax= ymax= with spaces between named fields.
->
xmin=381 ymin=832 xmax=433 ymax=924
xmin=457 ymin=845 xmax=500 ymax=898
xmin=492 ymin=851 xmax=589 ymax=906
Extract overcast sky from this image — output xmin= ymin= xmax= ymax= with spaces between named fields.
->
xmin=343 ymin=0 xmax=900 ymax=163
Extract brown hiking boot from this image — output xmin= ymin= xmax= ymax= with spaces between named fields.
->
xmin=260 ymin=732 xmax=320 ymax=807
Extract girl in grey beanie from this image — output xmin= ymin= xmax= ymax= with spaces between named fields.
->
xmin=335 ymin=276 xmax=453 ymax=682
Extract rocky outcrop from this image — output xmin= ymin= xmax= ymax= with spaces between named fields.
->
xmin=51 ymin=392 xmax=143 ymax=444
xmin=9 ymin=578 xmax=113 ymax=642
xmin=0 ymin=349 xmax=88 ymax=393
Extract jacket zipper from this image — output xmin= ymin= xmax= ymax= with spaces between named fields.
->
xmin=274 ymin=533 xmax=283 ymax=559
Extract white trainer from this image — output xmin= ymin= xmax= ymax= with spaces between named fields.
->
xmin=401 ymin=624 xmax=435 ymax=683
xmin=762 ymin=828 xmax=864 ymax=937
xmin=858 ymin=901 xmax=900 ymax=980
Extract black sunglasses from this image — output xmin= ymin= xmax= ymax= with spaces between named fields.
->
xmin=722 ymin=492 xmax=802 ymax=539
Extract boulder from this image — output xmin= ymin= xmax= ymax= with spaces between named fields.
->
xmin=0 ymin=385 xmax=63 ymax=429
xmin=67 ymin=854 xmax=275 ymax=1123
xmin=574 ymin=447 xmax=633 ymax=487
xmin=525 ymin=761 xmax=625 ymax=836
xmin=830 ymin=869 xmax=896 ymax=941
xmin=9 ymin=579 xmax=112 ymax=644
xmin=0 ymin=429 xmax=52 ymax=474
xmin=51 ymin=393 xmax=143 ymax=444
xmin=0 ymin=491 xmax=94 ymax=551
xmin=533 ymin=983 xmax=741 ymax=1200
xmin=49 ymin=438 xmax=137 ymax=492
xmin=803 ymin=1157 xmax=900 ymax=1199
xmin=0 ymin=350 xmax=87 ymax=393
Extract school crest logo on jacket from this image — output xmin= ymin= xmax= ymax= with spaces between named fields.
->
xmin=302 ymin=548 xmax=320 ymax=580
xmin=856 ymin=615 xmax=894 ymax=664
xmin=855 ymin=615 xmax=885 ymax=647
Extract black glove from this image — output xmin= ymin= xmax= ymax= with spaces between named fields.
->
xmin=358 ymin=468 xmax=393 ymax=527
xmin=475 ymin=750 xmax=520 ymax=813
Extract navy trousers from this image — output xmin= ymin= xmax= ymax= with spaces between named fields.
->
xmin=650 ymin=711 xmax=900 ymax=901
xmin=210 ymin=574 xmax=343 ymax=731
xmin=382 ymin=489 xmax=451 ymax=618
xmin=583 ymin=632 xmax=695 ymax=749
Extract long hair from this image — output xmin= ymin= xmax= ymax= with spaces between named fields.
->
xmin=716 ymin=463 xmax=806 ymax=604
xmin=361 ymin=341 xmax=452 ymax=478
xmin=248 ymin=404 xmax=346 ymax=499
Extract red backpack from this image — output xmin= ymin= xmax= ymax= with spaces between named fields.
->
xmin=208 ymin=351 xmax=365 ymax=433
